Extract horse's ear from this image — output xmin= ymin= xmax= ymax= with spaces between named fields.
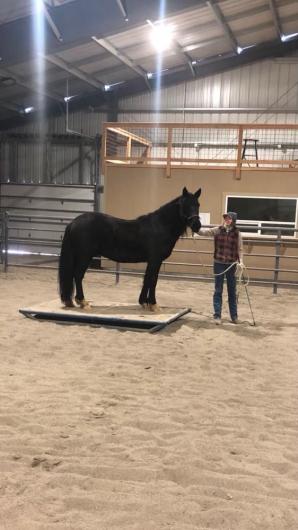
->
xmin=194 ymin=188 xmax=201 ymax=199
xmin=182 ymin=187 xmax=188 ymax=196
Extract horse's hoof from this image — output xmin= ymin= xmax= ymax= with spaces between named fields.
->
xmin=148 ymin=304 xmax=160 ymax=313
xmin=63 ymin=300 xmax=75 ymax=309
xmin=75 ymin=298 xmax=91 ymax=309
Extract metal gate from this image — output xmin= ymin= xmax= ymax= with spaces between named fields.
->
xmin=0 ymin=183 xmax=99 ymax=257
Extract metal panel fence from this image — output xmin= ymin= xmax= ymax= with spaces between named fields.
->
xmin=1 ymin=212 xmax=297 ymax=293
xmin=0 ymin=184 xmax=98 ymax=255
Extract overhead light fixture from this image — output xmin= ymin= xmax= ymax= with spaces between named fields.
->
xmin=237 ymin=44 xmax=256 ymax=54
xmin=116 ymin=0 xmax=129 ymax=22
xmin=147 ymin=19 xmax=173 ymax=52
xmin=64 ymin=95 xmax=77 ymax=102
xmin=191 ymin=60 xmax=197 ymax=65
xmin=281 ymin=32 xmax=298 ymax=42
xmin=146 ymin=68 xmax=168 ymax=79
xmin=24 ymin=106 xmax=35 ymax=114
xmin=104 ymin=81 xmax=125 ymax=92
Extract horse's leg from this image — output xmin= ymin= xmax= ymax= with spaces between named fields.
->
xmin=147 ymin=261 xmax=162 ymax=312
xmin=74 ymin=257 xmax=91 ymax=308
xmin=139 ymin=263 xmax=150 ymax=307
xmin=139 ymin=261 xmax=161 ymax=312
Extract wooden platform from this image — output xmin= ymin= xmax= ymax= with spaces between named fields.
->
xmin=19 ymin=300 xmax=191 ymax=332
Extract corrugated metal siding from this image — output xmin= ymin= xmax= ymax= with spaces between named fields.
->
xmin=7 ymin=57 xmax=298 ymax=136
xmin=10 ymin=110 xmax=107 ymax=136
xmin=118 ymin=58 xmax=298 ymax=125
xmin=17 ymin=143 xmax=44 ymax=184
xmin=50 ymin=145 xmax=79 ymax=185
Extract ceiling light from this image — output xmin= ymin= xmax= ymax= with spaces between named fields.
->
xmin=24 ymin=106 xmax=35 ymax=114
xmin=149 ymin=21 xmax=173 ymax=52
xmin=191 ymin=60 xmax=197 ymax=65
xmin=64 ymin=95 xmax=77 ymax=102
xmin=237 ymin=44 xmax=256 ymax=54
xmin=104 ymin=81 xmax=125 ymax=91
xmin=281 ymin=32 xmax=298 ymax=42
xmin=147 ymin=72 xmax=153 ymax=79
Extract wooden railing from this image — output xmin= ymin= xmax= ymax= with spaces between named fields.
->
xmin=103 ymin=122 xmax=298 ymax=177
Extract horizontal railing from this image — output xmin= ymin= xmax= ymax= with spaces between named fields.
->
xmin=1 ymin=212 xmax=298 ymax=293
xmin=103 ymin=122 xmax=298 ymax=176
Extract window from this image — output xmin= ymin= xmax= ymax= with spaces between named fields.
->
xmin=226 ymin=196 xmax=297 ymax=236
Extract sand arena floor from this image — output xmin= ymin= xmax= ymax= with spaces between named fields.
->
xmin=0 ymin=267 xmax=298 ymax=530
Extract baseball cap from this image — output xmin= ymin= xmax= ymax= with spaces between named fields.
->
xmin=223 ymin=211 xmax=237 ymax=222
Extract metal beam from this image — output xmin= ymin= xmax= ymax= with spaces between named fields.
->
xmin=88 ymin=35 xmax=298 ymax=102
xmin=0 ymin=0 xmax=203 ymax=66
xmin=0 ymin=100 xmax=24 ymax=115
xmin=92 ymin=36 xmax=152 ymax=90
xmin=2 ymin=36 xmax=298 ymax=131
xmin=206 ymin=0 xmax=238 ymax=53
xmin=172 ymin=42 xmax=196 ymax=77
xmin=0 ymin=66 xmax=63 ymax=103
xmin=91 ymin=106 xmax=298 ymax=114
xmin=269 ymin=0 xmax=283 ymax=39
xmin=116 ymin=0 xmax=129 ymax=21
xmin=42 ymin=1 xmax=63 ymax=42
xmin=43 ymin=54 xmax=105 ymax=90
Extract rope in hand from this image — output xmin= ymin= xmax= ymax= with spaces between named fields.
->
xmin=191 ymin=260 xmax=256 ymax=325
xmin=213 ymin=261 xmax=249 ymax=286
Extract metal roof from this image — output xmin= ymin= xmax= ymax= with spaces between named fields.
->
xmin=0 ymin=0 xmax=75 ymax=25
xmin=0 ymin=0 xmax=298 ymax=129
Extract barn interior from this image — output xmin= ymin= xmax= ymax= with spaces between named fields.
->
xmin=1 ymin=0 xmax=298 ymax=288
xmin=1 ymin=3 xmax=298 ymax=530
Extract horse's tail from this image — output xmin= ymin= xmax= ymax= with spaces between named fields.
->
xmin=58 ymin=224 xmax=75 ymax=304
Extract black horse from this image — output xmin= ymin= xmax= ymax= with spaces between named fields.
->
xmin=58 ymin=186 xmax=201 ymax=311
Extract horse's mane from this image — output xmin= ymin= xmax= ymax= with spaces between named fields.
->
xmin=136 ymin=195 xmax=181 ymax=222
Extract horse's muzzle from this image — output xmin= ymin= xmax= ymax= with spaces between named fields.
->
xmin=188 ymin=216 xmax=201 ymax=233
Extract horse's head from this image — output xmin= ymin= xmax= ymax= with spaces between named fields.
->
xmin=180 ymin=187 xmax=202 ymax=233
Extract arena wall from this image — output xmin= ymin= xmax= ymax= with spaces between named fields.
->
xmin=103 ymin=166 xmax=298 ymax=285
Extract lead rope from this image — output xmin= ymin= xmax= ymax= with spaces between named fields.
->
xmin=210 ymin=260 xmax=256 ymax=326
xmin=236 ymin=262 xmax=256 ymax=326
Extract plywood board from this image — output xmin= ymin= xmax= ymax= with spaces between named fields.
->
xmin=19 ymin=300 xmax=191 ymax=332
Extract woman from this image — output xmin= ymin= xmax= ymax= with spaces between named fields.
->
xmin=197 ymin=212 xmax=244 ymax=324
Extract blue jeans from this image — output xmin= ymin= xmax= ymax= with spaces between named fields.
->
xmin=213 ymin=261 xmax=237 ymax=320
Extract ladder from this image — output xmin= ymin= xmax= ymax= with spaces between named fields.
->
xmin=242 ymin=138 xmax=259 ymax=167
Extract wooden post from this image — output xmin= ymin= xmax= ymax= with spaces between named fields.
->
xmin=126 ymin=136 xmax=132 ymax=159
xmin=235 ymin=126 xmax=243 ymax=180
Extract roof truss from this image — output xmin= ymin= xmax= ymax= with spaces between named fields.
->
xmin=269 ymin=0 xmax=283 ymax=40
xmin=206 ymin=0 xmax=239 ymax=53
xmin=92 ymin=36 xmax=152 ymax=90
